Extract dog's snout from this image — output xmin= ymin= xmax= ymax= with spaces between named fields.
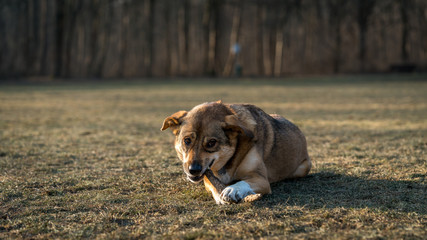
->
xmin=189 ymin=162 xmax=203 ymax=176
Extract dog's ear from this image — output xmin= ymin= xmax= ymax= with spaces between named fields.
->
xmin=161 ymin=110 xmax=187 ymax=134
xmin=222 ymin=115 xmax=254 ymax=139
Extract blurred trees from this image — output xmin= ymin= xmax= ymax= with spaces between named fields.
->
xmin=0 ymin=0 xmax=426 ymax=78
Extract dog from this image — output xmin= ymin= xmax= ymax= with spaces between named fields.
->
xmin=161 ymin=101 xmax=311 ymax=204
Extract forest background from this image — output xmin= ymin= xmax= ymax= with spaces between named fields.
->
xmin=1 ymin=0 xmax=427 ymax=79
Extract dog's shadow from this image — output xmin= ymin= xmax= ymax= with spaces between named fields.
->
xmin=254 ymin=172 xmax=426 ymax=214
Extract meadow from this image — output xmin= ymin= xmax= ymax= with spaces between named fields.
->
xmin=0 ymin=75 xmax=426 ymax=239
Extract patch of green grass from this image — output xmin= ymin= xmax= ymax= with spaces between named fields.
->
xmin=1 ymin=75 xmax=426 ymax=239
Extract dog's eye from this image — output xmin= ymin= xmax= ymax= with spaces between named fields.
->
xmin=206 ymin=139 xmax=217 ymax=148
xmin=184 ymin=137 xmax=192 ymax=146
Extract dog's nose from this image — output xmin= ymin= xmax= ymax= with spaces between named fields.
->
xmin=189 ymin=162 xmax=202 ymax=176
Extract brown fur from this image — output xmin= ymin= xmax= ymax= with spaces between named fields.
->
xmin=161 ymin=101 xmax=311 ymax=204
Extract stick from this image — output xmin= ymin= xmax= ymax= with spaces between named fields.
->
xmin=204 ymin=168 xmax=226 ymax=192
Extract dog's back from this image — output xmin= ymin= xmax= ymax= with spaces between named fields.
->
xmin=229 ymin=103 xmax=310 ymax=183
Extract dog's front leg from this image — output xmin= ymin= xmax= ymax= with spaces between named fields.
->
xmin=219 ymin=181 xmax=255 ymax=203
xmin=219 ymin=174 xmax=270 ymax=204
xmin=205 ymin=175 xmax=259 ymax=204
xmin=218 ymin=149 xmax=271 ymax=204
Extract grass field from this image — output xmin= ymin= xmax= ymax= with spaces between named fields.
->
xmin=0 ymin=75 xmax=426 ymax=239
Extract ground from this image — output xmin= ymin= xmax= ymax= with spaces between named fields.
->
xmin=0 ymin=75 xmax=426 ymax=239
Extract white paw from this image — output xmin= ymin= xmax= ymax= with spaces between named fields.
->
xmin=219 ymin=181 xmax=255 ymax=204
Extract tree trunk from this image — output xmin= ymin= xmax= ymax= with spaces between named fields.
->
xmin=223 ymin=3 xmax=241 ymax=77
xmin=145 ymin=0 xmax=155 ymax=77
xmin=358 ymin=0 xmax=375 ymax=72
xmin=333 ymin=22 xmax=341 ymax=74
xmin=399 ymin=0 xmax=409 ymax=62
xmin=256 ymin=1 xmax=263 ymax=76
xmin=203 ymin=0 xmax=217 ymax=76
xmin=274 ymin=26 xmax=283 ymax=77
xmin=178 ymin=0 xmax=188 ymax=75
xmin=261 ymin=6 xmax=272 ymax=76
xmin=328 ymin=0 xmax=343 ymax=74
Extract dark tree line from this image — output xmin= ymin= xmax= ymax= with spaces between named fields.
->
xmin=1 ymin=0 xmax=426 ymax=79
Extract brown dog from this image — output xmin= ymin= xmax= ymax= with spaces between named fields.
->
xmin=161 ymin=101 xmax=311 ymax=204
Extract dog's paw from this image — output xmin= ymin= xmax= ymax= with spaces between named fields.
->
xmin=219 ymin=181 xmax=255 ymax=204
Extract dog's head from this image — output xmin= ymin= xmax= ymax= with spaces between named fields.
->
xmin=161 ymin=101 xmax=253 ymax=183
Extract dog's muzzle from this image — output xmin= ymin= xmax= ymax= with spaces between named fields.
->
xmin=187 ymin=175 xmax=203 ymax=183
xmin=186 ymin=159 xmax=216 ymax=183
xmin=187 ymin=162 xmax=204 ymax=183
xmin=189 ymin=162 xmax=202 ymax=176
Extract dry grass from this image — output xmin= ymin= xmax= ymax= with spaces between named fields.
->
xmin=0 ymin=75 xmax=426 ymax=239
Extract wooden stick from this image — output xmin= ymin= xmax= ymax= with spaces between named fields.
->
xmin=204 ymin=169 xmax=226 ymax=192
